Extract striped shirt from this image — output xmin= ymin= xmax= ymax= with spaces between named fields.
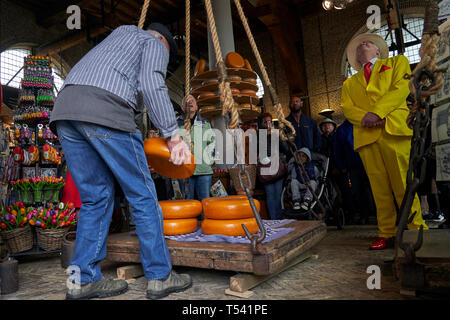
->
xmin=51 ymin=25 xmax=178 ymax=138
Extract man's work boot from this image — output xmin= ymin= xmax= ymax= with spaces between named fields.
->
xmin=66 ymin=277 xmax=128 ymax=300
xmin=147 ymin=270 xmax=192 ymax=299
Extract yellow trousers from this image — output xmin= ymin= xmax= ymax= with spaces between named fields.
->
xmin=358 ymin=130 xmax=428 ymax=238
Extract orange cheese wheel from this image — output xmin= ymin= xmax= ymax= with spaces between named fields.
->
xmin=194 ymin=59 xmax=206 ymax=76
xmin=202 ymin=79 xmax=218 ymax=86
xmin=243 ymin=78 xmax=257 ymax=85
xmin=244 ymin=59 xmax=252 ymax=71
xmin=228 ymin=75 xmax=242 ymax=83
xmin=164 ymin=218 xmax=199 ymax=236
xmin=144 ymin=137 xmax=196 ymax=179
xmin=201 ymin=218 xmax=259 ymax=236
xmin=225 ymin=52 xmax=245 ymax=68
xmin=201 ymin=195 xmax=248 ymax=207
xmin=240 ymin=103 xmax=255 ymax=110
xmin=240 ymin=89 xmax=257 ymax=97
xmin=198 ymin=91 xmax=216 ymax=100
xmin=159 ymin=200 xmax=202 ymax=219
xmin=200 ymin=105 xmax=218 ymax=113
xmin=202 ymin=198 xmax=260 ymax=219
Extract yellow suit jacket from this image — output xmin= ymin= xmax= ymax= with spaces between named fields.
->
xmin=341 ymin=55 xmax=412 ymax=151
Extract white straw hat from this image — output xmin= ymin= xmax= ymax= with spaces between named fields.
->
xmin=346 ymin=33 xmax=389 ymax=71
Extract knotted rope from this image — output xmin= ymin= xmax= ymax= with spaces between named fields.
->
xmin=232 ymin=0 xmax=295 ymax=141
xmin=137 ymin=0 xmax=151 ymax=139
xmin=204 ymin=0 xmax=240 ymax=129
xmin=184 ymin=0 xmax=192 ymax=148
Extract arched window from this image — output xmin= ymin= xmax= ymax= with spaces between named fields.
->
xmin=256 ymin=75 xmax=264 ymax=98
xmin=345 ymin=17 xmax=424 ymax=78
xmin=1 ymin=47 xmax=66 ymax=94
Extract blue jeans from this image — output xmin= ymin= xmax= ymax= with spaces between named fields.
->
xmin=56 ymin=120 xmax=171 ymax=283
xmin=178 ymin=175 xmax=212 ymax=202
xmin=264 ymin=178 xmax=284 ymax=220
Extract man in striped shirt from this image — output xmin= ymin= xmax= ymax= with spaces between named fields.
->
xmin=50 ymin=23 xmax=192 ymax=300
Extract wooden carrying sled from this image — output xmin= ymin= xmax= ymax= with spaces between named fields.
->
xmin=107 ymin=220 xmax=326 ymax=276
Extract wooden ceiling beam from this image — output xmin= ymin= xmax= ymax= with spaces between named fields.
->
xmin=164 ymin=0 xmax=178 ymax=8
xmin=126 ymin=0 xmax=165 ymax=15
xmin=37 ymin=0 xmax=97 ymax=28
xmin=114 ymin=1 xmax=140 ymax=22
xmin=237 ymin=0 xmax=271 ymax=18
xmin=258 ymin=1 xmax=309 ymax=99
xmin=246 ymin=0 xmax=271 ymax=6
xmin=35 ymin=25 xmax=111 ymax=56
xmin=83 ymin=7 xmax=134 ymax=27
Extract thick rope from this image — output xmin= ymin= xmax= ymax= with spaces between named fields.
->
xmin=184 ymin=0 xmax=192 ymax=148
xmin=138 ymin=0 xmax=151 ymax=29
xmin=232 ymin=0 xmax=295 ymax=141
xmin=185 ymin=0 xmax=191 ymax=97
xmin=407 ymin=1 xmax=444 ymax=128
xmin=137 ymin=0 xmax=151 ymax=139
xmin=204 ymin=0 xmax=239 ymax=129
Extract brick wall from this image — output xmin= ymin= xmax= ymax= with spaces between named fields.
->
xmin=301 ymin=0 xmax=426 ymax=124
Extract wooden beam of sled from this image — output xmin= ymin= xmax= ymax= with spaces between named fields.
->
xmin=229 ymin=250 xmax=314 ymax=293
xmin=117 ymin=264 xmax=144 ymax=280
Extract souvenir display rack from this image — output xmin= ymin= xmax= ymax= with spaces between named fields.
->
xmin=12 ymin=55 xmax=61 ymax=184
xmin=3 ymin=56 xmax=66 ymax=257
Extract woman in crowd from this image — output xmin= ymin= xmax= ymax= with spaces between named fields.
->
xmin=257 ymin=112 xmax=290 ymax=220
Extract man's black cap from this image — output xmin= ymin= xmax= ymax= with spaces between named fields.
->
xmin=147 ymin=22 xmax=179 ymax=66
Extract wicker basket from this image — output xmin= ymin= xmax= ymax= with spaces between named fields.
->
xmin=0 ymin=225 xmax=34 ymax=253
xmin=229 ymin=164 xmax=257 ymax=192
xmin=36 ymin=227 xmax=69 ymax=251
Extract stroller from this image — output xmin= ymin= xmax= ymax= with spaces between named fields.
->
xmin=281 ymin=151 xmax=345 ymax=229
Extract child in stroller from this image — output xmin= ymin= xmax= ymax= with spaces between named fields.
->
xmin=282 ymin=147 xmax=345 ymax=229
xmin=288 ymin=147 xmax=320 ymax=211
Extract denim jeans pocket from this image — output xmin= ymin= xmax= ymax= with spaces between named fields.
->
xmin=81 ymin=123 xmax=113 ymax=139
xmin=55 ymin=121 xmax=70 ymax=142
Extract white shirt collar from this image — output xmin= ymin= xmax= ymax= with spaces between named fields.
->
xmin=364 ymin=57 xmax=378 ymax=71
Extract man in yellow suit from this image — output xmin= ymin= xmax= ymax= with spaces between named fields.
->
xmin=341 ymin=33 xmax=428 ymax=250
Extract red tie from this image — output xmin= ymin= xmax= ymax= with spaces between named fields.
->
xmin=364 ymin=62 xmax=372 ymax=84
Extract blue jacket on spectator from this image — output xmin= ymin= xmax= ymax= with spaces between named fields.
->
xmin=334 ymin=120 xmax=365 ymax=171
xmin=286 ymin=113 xmax=322 ymax=153
xmin=295 ymin=161 xmax=317 ymax=182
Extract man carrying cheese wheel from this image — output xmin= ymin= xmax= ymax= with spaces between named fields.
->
xmin=50 ymin=23 xmax=192 ymax=299
xmin=340 ymin=33 xmax=428 ymax=250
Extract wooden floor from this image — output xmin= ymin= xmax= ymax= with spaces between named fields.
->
xmin=3 ymin=225 xmax=445 ymax=300
xmin=107 ymin=220 xmax=327 ymax=275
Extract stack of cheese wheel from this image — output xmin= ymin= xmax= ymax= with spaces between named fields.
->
xmin=201 ymin=196 xmax=261 ymax=236
xmin=197 ymin=91 xmax=216 ymax=101
xmin=194 ymin=59 xmax=206 ymax=76
xmin=240 ymin=89 xmax=257 ymax=97
xmin=159 ymin=200 xmax=202 ymax=236
xmin=225 ymin=52 xmax=245 ymax=69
